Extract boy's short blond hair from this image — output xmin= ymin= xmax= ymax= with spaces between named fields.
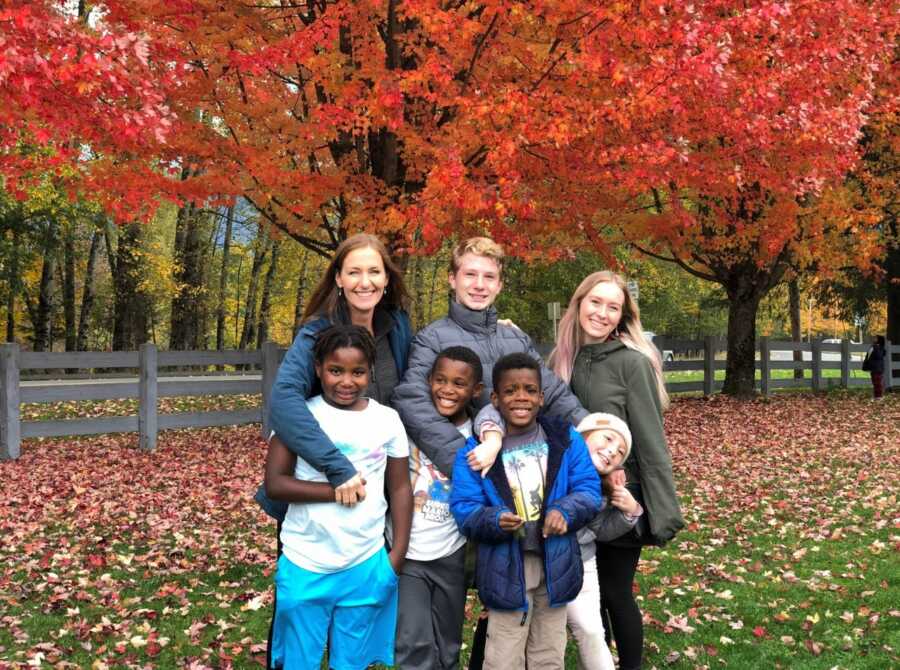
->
xmin=450 ymin=237 xmax=505 ymax=274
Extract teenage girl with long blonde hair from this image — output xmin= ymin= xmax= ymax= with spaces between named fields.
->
xmin=549 ymin=270 xmax=682 ymax=670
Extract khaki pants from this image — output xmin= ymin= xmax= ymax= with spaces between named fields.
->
xmin=483 ymin=553 xmax=567 ymax=670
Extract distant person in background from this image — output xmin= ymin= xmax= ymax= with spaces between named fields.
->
xmin=862 ymin=335 xmax=886 ymax=399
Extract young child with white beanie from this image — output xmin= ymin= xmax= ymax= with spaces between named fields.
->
xmin=568 ymin=412 xmax=643 ymax=670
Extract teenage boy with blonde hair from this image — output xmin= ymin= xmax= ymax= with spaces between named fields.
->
xmin=392 ymin=237 xmax=588 ymax=480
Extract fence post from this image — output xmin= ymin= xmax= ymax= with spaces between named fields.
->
xmin=703 ymin=336 xmax=715 ymax=396
xmin=0 ymin=343 xmax=21 ymax=460
xmin=261 ymin=341 xmax=280 ymax=440
xmin=840 ymin=339 xmax=851 ymax=388
xmin=759 ymin=336 xmax=770 ymax=397
xmin=139 ymin=343 xmax=158 ymax=451
xmin=886 ymin=340 xmax=894 ymax=392
xmin=811 ymin=339 xmax=822 ymax=392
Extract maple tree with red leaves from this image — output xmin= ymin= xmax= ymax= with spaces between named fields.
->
xmin=2 ymin=1 xmax=896 ymax=392
xmin=0 ymin=1 xmax=175 ymax=203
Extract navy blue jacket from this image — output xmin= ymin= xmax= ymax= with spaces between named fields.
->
xmin=450 ymin=415 xmax=601 ymax=611
xmin=257 ymin=308 xmax=413 ymax=520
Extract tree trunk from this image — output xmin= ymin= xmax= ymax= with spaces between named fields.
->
xmin=256 ymin=238 xmax=281 ymax=348
xmin=112 ymin=222 xmax=151 ymax=350
xmin=32 ymin=221 xmax=58 ymax=352
xmin=427 ymin=256 xmax=440 ymax=323
xmin=5 ymin=228 xmax=17 ymax=342
xmin=406 ymin=253 xmax=423 ymax=328
xmin=789 ymin=279 xmax=803 ymax=379
xmin=885 ymin=220 xmax=899 ymax=386
xmin=63 ymin=228 xmax=77 ymax=351
xmin=293 ymin=248 xmax=311 ymax=333
xmin=722 ymin=287 xmax=762 ymax=397
xmin=103 ymin=219 xmax=118 ymax=276
xmin=75 ymin=229 xmax=101 ymax=351
xmin=215 ymin=205 xmax=234 ymax=351
xmin=169 ymin=203 xmax=210 ymax=350
xmin=239 ymin=226 xmax=270 ymax=350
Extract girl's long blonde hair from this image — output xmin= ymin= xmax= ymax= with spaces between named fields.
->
xmin=548 ymin=271 xmax=669 ymax=409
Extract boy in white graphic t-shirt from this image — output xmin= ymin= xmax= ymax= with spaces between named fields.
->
xmin=388 ymin=346 xmax=484 ymax=670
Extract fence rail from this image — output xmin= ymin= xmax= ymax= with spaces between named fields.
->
xmin=1 ymin=342 xmax=286 ymax=460
xmin=1 ymin=337 xmax=896 ymax=460
xmin=652 ymin=336 xmax=895 ymax=396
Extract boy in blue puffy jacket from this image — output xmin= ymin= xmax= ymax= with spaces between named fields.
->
xmin=450 ymin=353 xmax=601 ymax=670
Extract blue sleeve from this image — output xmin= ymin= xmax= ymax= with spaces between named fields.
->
xmin=449 ymin=441 xmax=512 ymax=544
xmin=267 ymin=322 xmax=356 ymax=487
xmin=547 ymin=428 xmax=602 ymax=532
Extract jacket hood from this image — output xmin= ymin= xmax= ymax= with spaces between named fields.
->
xmin=579 ymin=338 xmax=628 ymax=359
xmin=449 ymin=299 xmax=498 ymax=334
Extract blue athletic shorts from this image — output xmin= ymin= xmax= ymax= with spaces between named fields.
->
xmin=271 ymin=547 xmax=399 ymax=670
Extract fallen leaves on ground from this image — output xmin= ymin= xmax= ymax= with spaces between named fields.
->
xmin=1 ymin=391 xmax=898 ymax=668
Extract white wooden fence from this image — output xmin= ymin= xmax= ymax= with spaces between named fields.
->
xmin=1 ymin=337 xmax=895 ymax=460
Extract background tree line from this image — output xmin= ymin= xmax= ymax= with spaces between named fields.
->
xmin=1 ymin=184 xmax=890 ymax=353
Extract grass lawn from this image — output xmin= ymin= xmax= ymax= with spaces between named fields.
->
xmin=1 ymin=390 xmax=898 ymax=669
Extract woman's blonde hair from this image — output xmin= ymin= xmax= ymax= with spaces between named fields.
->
xmin=548 ymin=271 xmax=669 ymax=409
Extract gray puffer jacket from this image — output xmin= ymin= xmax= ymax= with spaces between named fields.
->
xmin=391 ymin=300 xmax=588 ymax=476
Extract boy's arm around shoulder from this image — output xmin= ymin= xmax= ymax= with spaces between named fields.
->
xmin=517 ymin=330 xmax=588 ymax=425
xmin=268 ymin=322 xmax=356 ymax=487
xmin=449 ymin=438 xmax=513 ymax=544
xmin=391 ymin=324 xmax=466 ymax=476
xmin=545 ymin=428 xmax=602 ymax=532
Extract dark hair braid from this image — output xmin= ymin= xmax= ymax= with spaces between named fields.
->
xmin=313 ymin=324 xmax=377 ymax=367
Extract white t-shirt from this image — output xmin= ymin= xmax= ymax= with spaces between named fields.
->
xmin=280 ymin=396 xmax=409 ymax=573
xmin=387 ymin=420 xmax=470 ymax=561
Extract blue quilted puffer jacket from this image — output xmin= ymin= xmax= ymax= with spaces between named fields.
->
xmin=450 ymin=415 xmax=601 ymax=611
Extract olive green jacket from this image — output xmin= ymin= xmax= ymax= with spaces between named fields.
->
xmin=571 ymin=339 xmax=684 ymax=545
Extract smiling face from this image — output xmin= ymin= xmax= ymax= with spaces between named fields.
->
xmin=335 ymin=246 xmax=388 ymax=318
xmin=315 ymin=346 xmax=370 ymax=410
xmin=586 ymin=429 xmax=628 ymax=475
xmin=448 ymin=253 xmax=503 ymax=311
xmin=579 ymin=280 xmax=625 ymax=344
xmin=491 ymin=367 xmax=543 ymax=434
xmin=429 ymin=357 xmax=483 ymax=426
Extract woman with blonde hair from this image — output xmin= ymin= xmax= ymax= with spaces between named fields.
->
xmin=549 ymin=270 xmax=682 ymax=670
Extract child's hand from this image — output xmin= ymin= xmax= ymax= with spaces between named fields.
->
xmin=334 ymin=473 xmax=366 ymax=506
xmin=388 ymin=548 xmax=405 ymax=576
xmin=467 ymin=435 xmax=502 ymax=477
xmin=542 ymin=509 xmax=568 ymax=537
xmin=606 ymin=469 xmax=626 ymax=488
xmin=609 ymin=484 xmax=639 ymax=516
xmin=498 ymin=512 xmax=524 ymax=532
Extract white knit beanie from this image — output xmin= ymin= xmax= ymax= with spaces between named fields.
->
xmin=576 ymin=412 xmax=633 ymax=460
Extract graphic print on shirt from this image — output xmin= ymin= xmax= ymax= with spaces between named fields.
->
xmin=410 ymin=447 xmax=452 ymax=523
xmin=336 ymin=441 xmax=387 ymax=479
xmin=501 ymin=440 xmax=549 ymax=522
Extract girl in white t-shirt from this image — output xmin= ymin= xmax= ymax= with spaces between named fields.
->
xmin=264 ymin=325 xmax=412 ymax=670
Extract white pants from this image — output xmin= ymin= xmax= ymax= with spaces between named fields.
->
xmin=566 ymin=556 xmax=615 ymax=670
